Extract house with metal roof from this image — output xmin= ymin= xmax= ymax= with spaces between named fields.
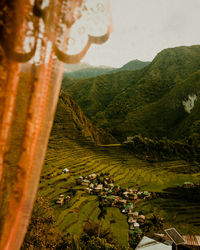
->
xmin=56 ymin=195 xmax=65 ymax=206
xmin=154 ymin=229 xmax=200 ymax=249
xmin=182 ymin=182 xmax=194 ymax=188
xmin=88 ymin=173 xmax=97 ymax=180
xmin=134 ymin=222 xmax=140 ymax=229
xmin=181 ymin=235 xmax=200 ymax=249
xmin=133 ymin=211 xmax=139 ymax=218
xmin=136 ymin=236 xmax=172 ymax=249
xmin=128 ymin=217 xmax=136 ymax=224
xmin=62 ymin=168 xmax=69 ymax=173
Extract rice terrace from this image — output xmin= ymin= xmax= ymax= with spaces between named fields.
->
xmin=2 ymin=0 xmax=200 ymax=250
xmin=36 ymin=127 xmax=200 ymax=249
xmin=23 ymin=42 xmax=200 ymax=248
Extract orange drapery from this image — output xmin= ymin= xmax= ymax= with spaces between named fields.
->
xmin=0 ymin=1 xmax=112 ymax=249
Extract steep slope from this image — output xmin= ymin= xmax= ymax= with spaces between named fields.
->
xmin=53 ymin=91 xmax=117 ymax=145
xmin=63 ymin=45 xmax=200 ymax=140
xmin=61 ymin=75 xmax=74 ymax=88
xmin=62 ymin=70 xmax=143 ymax=118
xmin=103 ymin=45 xmax=200 ymax=116
xmin=121 ymin=70 xmax=200 ymax=139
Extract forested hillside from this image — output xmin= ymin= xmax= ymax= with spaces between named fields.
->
xmin=23 ymin=45 xmax=200 ymax=249
xmin=53 ymin=91 xmax=117 ymax=145
xmin=115 ymin=59 xmax=150 ymax=72
xmin=64 ymin=66 xmax=114 ymax=79
xmin=64 ymin=60 xmax=150 ymax=79
xmin=63 ymin=45 xmax=200 ymax=141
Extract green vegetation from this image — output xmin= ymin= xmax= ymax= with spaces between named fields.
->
xmin=24 ymin=44 xmax=200 ymax=249
xmin=79 ymin=222 xmax=118 ymax=249
xmin=64 ymin=59 xmax=149 ymax=79
xmin=123 ymin=134 xmax=200 ymax=163
xmin=115 ymin=59 xmax=150 ymax=72
xmin=21 ymin=197 xmax=64 ymax=249
xmin=64 ymin=67 xmax=114 ymax=79
xmin=63 ymin=45 xmax=200 ymax=141
xmin=31 ymin=126 xmax=200 ymax=248
xmin=54 ymin=91 xmax=117 ymax=145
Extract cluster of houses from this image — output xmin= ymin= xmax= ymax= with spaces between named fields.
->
xmin=76 ymin=172 xmax=153 ymax=233
xmin=126 ymin=211 xmax=147 ymax=234
xmin=54 ymin=169 xmax=200 ymax=249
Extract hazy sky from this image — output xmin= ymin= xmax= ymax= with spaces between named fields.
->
xmin=83 ymin=0 xmax=200 ymax=67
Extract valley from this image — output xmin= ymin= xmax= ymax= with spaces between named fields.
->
xmin=25 ymin=44 xmax=200 ymax=249
xmin=36 ymin=130 xmax=200 ymax=248
xmin=63 ymin=45 xmax=200 ymax=141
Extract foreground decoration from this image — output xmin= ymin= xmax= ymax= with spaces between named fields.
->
xmin=0 ymin=0 xmax=112 ymax=249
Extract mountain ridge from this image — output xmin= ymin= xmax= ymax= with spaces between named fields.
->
xmin=53 ymin=91 xmax=117 ymax=145
xmin=63 ymin=44 xmax=200 ymax=141
xmin=64 ymin=59 xmax=150 ymax=79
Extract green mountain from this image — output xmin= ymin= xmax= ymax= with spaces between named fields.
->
xmin=115 ymin=59 xmax=150 ymax=71
xmin=24 ymin=46 xmax=200 ymax=249
xmin=122 ymin=70 xmax=200 ymax=139
xmin=27 ymin=88 xmax=200 ymax=249
xmin=63 ymin=62 xmax=114 ymax=79
xmin=63 ymin=45 xmax=200 ymax=141
xmin=64 ymin=60 xmax=150 ymax=79
xmin=53 ymin=91 xmax=117 ymax=145
xmin=65 ymin=66 xmax=114 ymax=79
xmin=62 ymin=70 xmax=141 ymax=119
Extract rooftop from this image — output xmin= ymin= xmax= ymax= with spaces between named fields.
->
xmin=136 ymin=236 xmax=172 ymax=250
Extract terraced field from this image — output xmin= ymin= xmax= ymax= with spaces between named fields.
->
xmin=38 ymin=131 xmax=200 ymax=248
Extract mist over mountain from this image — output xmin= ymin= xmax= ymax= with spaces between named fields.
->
xmin=114 ymin=59 xmax=150 ymax=72
xmin=64 ymin=62 xmax=93 ymax=72
xmin=64 ymin=67 xmax=114 ymax=79
xmin=63 ymin=59 xmax=150 ymax=79
xmin=63 ymin=45 xmax=200 ymax=141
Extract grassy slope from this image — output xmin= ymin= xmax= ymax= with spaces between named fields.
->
xmin=38 ymin=128 xmax=200 ymax=248
xmin=54 ymin=91 xmax=117 ymax=144
xmin=35 ymin=45 xmax=200 ymax=247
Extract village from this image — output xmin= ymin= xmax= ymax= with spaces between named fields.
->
xmin=56 ymin=171 xmax=158 ymax=235
xmin=55 ymin=170 xmax=200 ymax=249
xmin=79 ymin=172 xmax=157 ymax=234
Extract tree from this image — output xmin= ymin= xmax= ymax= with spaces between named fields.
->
xmin=21 ymin=197 xmax=63 ymax=250
xmin=86 ymin=236 xmax=117 ymax=250
xmin=80 ymin=222 xmax=117 ymax=248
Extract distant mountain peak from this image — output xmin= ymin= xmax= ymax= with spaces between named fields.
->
xmin=63 ymin=44 xmax=200 ymax=141
xmin=64 ymin=62 xmax=114 ymax=73
xmin=119 ymin=59 xmax=151 ymax=71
